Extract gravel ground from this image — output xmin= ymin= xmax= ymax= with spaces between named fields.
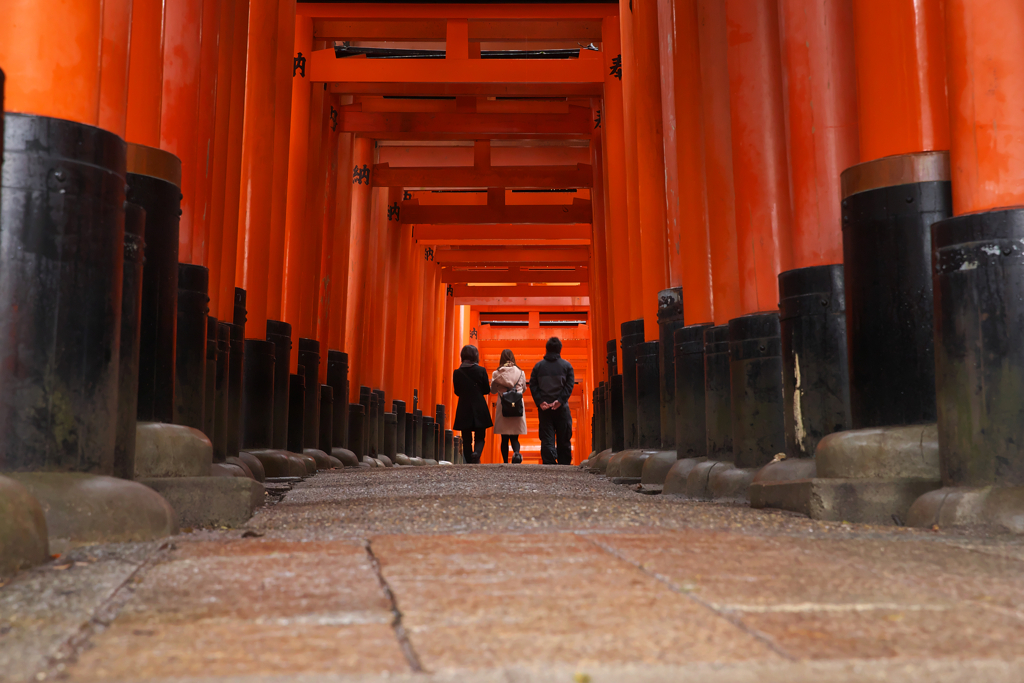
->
xmin=2 ymin=465 xmax=1024 ymax=683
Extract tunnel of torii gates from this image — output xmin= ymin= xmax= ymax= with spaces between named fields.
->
xmin=2 ymin=0 xmax=1024 ymax=528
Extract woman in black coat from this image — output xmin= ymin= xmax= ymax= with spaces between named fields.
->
xmin=453 ymin=344 xmax=493 ymax=464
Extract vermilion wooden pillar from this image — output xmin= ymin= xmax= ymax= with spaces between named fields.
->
xmin=697 ymin=0 xmax=742 ymax=324
xmin=658 ymin=0 xmax=713 ymax=325
xmin=267 ymin=0 xmax=297 ymax=320
xmin=852 ymin=0 xmax=949 ymax=163
xmin=944 ymin=0 xmax=1024 ymax=216
xmin=280 ymin=15 xmax=313 ymax=328
xmin=326 ymin=131 xmax=355 ymax=355
xmin=237 ymin=0 xmax=280 ymax=338
xmin=215 ymin=0 xmax=250 ymax=320
xmin=359 ymin=187 xmax=387 ymax=389
xmin=433 ymin=271 xmax=447 ymax=412
xmin=779 ymin=0 xmax=858 ymax=269
xmin=420 ymin=260 xmax=441 ymax=408
xmin=618 ymin=0 xmax=646 ymax=325
xmin=125 ymin=0 xmax=166 ymax=144
xmin=590 ymin=123 xmax=613 ymax=380
xmin=298 ymin=88 xmax=328 ymax=339
xmin=191 ymin=0 xmax=224 ymax=266
xmin=160 ymin=0 xmax=204 ymax=263
xmin=99 ymin=0 xmax=133 ymax=136
xmin=0 ymin=1 xmax=105 ymax=123
xmin=204 ymin=0 xmax=236 ymax=293
xmin=405 ymin=242 xmax=427 ymax=404
xmin=633 ymin=0 xmax=671 ymax=337
xmin=441 ymin=287 xmax=456 ymax=421
xmin=726 ymin=0 xmax=793 ymax=313
xmin=390 ymin=224 xmax=416 ymax=403
xmin=315 ymin=103 xmax=344 ymax=381
xmin=600 ymin=16 xmax=636 ymax=337
xmin=382 ymin=187 xmax=405 ymax=397
xmin=344 ymin=137 xmax=375 ymax=386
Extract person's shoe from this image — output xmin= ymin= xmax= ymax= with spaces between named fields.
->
xmin=512 ymin=453 xmax=522 ymax=464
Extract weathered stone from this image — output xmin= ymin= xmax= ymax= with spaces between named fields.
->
xmin=686 ymin=460 xmax=734 ymax=500
xmin=6 ymin=473 xmax=176 ymax=554
xmin=589 ymin=449 xmax=614 ymax=472
xmin=750 ymin=424 xmax=944 ymax=523
xmin=288 ymin=455 xmax=309 ymax=477
xmin=242 ymin=449 xmax=293 ymax=478
xmin=236 ymin=451 xmax=266 ymax=481
xmin=139 ymin=476 xmax=264 ymax=528
xmin=640 ymin=451 xmax=679 ymax=486
xmin=395 ymin=453 xmax=412 ymax=465
xmin=605 ymin=450 xmax=633 ymax=478
xmin=707 ymin=466 xmax=759 ymax=504
xmin=225 ymin=456 xmax=254 ymax=479
xmin=362 ymin=456 xmax=379 ymax=468
xmin=410 ymin=457 xmax=426 ymax=467
xmin=135 ymin=422 xmax=213 ymax=478
xmin=0 ymin=475 xmax=48 ymax=577
xmin=333 ymin=447 xmax=359 ymax=467
xmin=662 ymin=457 xmax=707 ymax=495
xmin=378 ymin=455 xmax=394 ymax=467
xmin=908 ymin=486 xmax=1024 ymax=533
xmin=210 ymin=463 xmax=245 ymax=477
xmin=753 ymin=457 xmax=817 ymax=484
xmin=304 ymin=448 xmax=333 ymax=470
xmin=423 ymin=459 xmax=439 ymax=466
xmin=752 ymin=478 xmax=939 ymax=524
xmin=327 ymin=455 xmax=345 ymax=469
xmin=816 ymin=424 xmax=939 ymax=479
xmin=619 ymin=450 xmax=656 ymax=479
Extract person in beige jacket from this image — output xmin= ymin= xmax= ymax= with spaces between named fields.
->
xmin=490 ymin=349 xmax=528 ymax=463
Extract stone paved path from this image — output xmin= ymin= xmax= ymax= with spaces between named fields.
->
xmin=3 ymin=465 xmax=1024 ymax=682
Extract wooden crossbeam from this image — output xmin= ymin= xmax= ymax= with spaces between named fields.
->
xmin=454 ymin=294 xmax=589 ymax=306
xmin=298 ymin=4 xmax=618 ymax=20
xmin=314 ymin=19 xmax=603 ymax=42
xmin=373 ymin=162 xmax=592 ymax=189
xmin=434 ymin=248 xmax=589 ymax=264
xmin=418 ymin=224 xmax=591 ymax=244
xmin=442 ymin=266 xmax=588 ymax=283
xmin=452 ymin=284 xmax=588 ymax=297
xmin=311 ymin=49 xmax=605 ymax=97
xmin=337 ymin=108 xmax=593 ymax=138
xmin=401 ymin=198 xmax=592 ymax=224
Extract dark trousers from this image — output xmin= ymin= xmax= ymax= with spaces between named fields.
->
xmin=538 ymin=405 xmax=572 ymax=465
xmin=461 ymin=429 xmax=486 ymax=464
xmin=499 ymin=435 xmax=521 ymax=462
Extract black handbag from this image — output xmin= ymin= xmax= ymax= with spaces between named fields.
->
xmin=500 ymin=370 xmax=525 ymax=418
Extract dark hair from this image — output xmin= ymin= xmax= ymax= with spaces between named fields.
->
xmin=546 ymin=337 xmax=562 ymax=354
xmin=460 ymin=344 xmax=479 ymax=363
xmin=499 ymin=349 xmax=517 ymax=367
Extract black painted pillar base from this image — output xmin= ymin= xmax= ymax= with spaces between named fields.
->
xmin=841 ymin=152 xmax=949 ymax=428
xmin=0 ymin=114 xmax=128 ymax=474
xmin=778 ymin=265 xmax=851 ymax=459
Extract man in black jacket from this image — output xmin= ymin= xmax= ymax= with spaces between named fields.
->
xmin=529 ymin=337 xmax=575 ymax=465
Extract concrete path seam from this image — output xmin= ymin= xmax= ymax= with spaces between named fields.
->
xmin=363 ymin=538 xmax=425 ymax=674
xmin=39 ymin=540 xmax=173 ymax=681
xmin=575 ymin=532 xmax=797 ymax=662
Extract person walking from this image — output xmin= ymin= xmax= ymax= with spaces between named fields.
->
xmin=453 ymin=344 xmax=492 ymax=464
xmin=529 ymin=337 xmax=575 ymax=465
xmin=490 ymin=349 xmax=527 ymax=464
